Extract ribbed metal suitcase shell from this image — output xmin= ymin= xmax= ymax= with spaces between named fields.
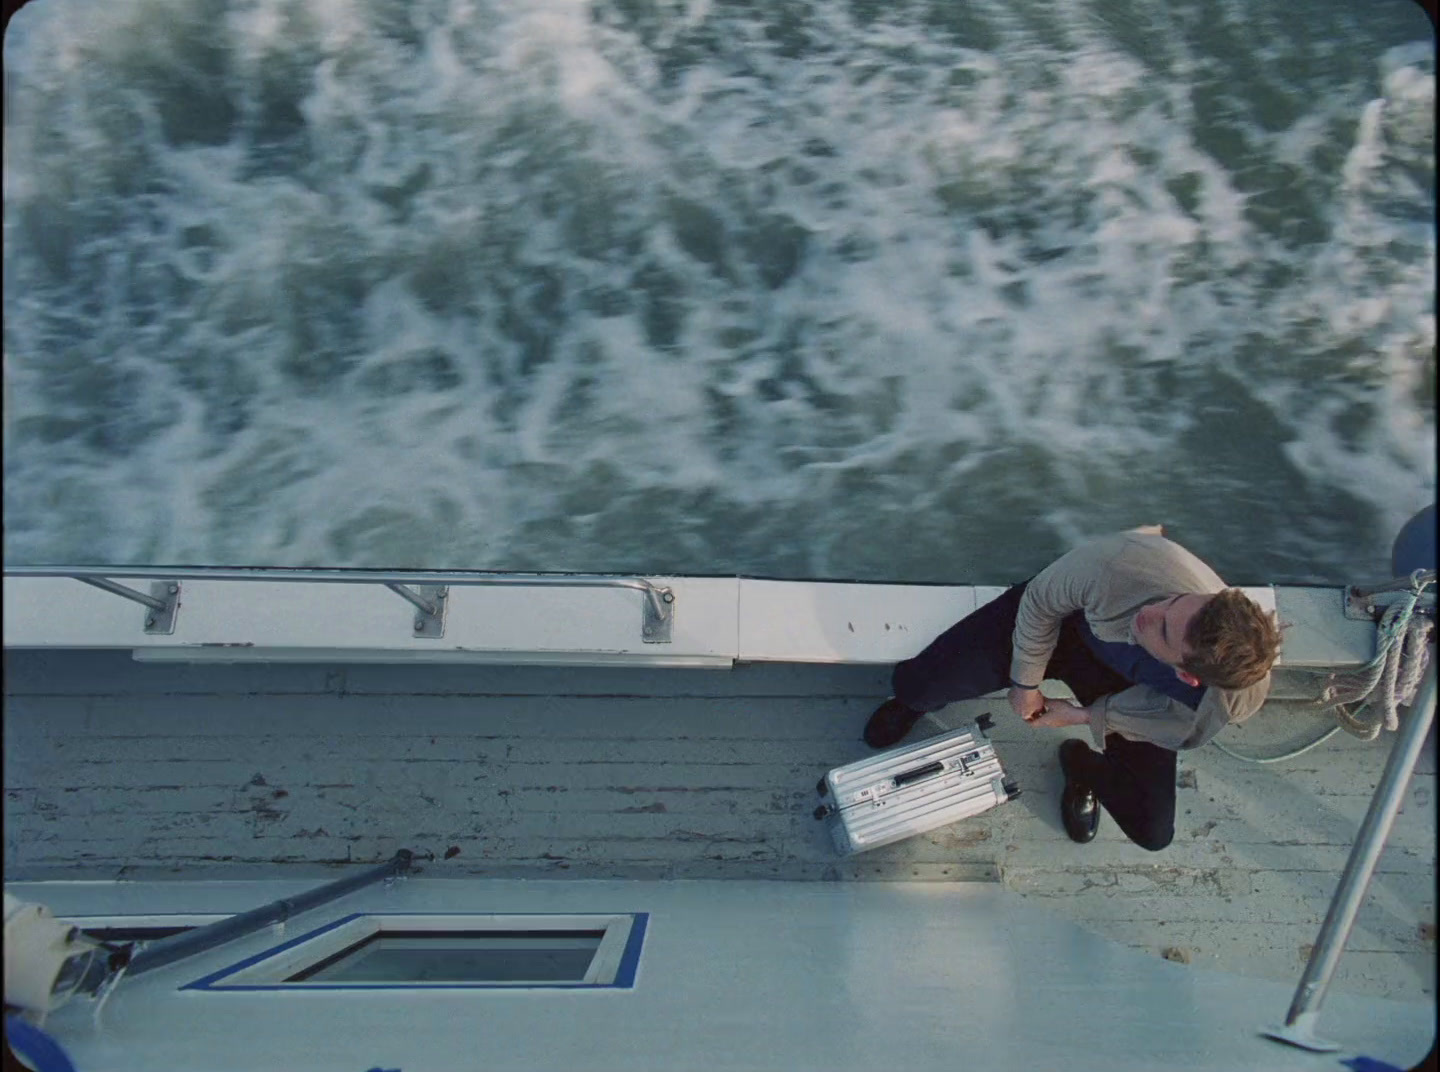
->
xmin=817 ymin=719 xmax=1017 ymax=855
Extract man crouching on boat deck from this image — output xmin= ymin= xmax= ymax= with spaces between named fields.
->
xmin=863 ymin=526 xmax=1282 ymax=850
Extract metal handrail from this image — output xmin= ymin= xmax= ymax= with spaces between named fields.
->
xmin=128 ymin=850 xmax=415 ymax=978
xmin=76 ymin=850 xmax=415 ymax=995
xmin=1265 ymin=656 xmax=1437 ymax=1052
xmin=4 ymin=565 xmax=676 ymax=643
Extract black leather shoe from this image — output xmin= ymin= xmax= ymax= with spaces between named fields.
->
xmin=1058 ymin=739 xmax=1100 ymax=843
xmin=863 ymin=698 xmax=924 ymax=749
xmin=1061 ymin=782 xmax=1100 ymax=843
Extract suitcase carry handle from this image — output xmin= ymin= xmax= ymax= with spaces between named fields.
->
xmin=892 ymin=761 xmax=945 ymax=788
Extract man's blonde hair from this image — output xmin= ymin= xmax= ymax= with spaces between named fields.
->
xmin=1181 ymin=588 xmax=1282 ymax=689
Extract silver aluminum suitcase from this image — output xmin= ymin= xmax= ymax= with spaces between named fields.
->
xmin=813 ymin=714 xmax=1019 ymax=855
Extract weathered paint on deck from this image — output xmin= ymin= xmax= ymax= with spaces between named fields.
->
xmin=3 ymin=649 xmax=1434 ymax=1003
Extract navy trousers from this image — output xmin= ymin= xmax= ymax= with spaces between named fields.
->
xmin=891 ymin=583 xmax=1177 ymax=851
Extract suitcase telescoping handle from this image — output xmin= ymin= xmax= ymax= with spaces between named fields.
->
xmin=892 ymin=761 xmax=945 ymax=788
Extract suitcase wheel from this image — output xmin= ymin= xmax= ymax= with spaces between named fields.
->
xmin=816 ymin=776 xmax=829 ymax=796
xmin=813 ymin=805 xmax=831 ymax=820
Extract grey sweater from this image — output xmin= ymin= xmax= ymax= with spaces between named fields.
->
xmin=1008 ymin=527 xmax=1271 ymax=752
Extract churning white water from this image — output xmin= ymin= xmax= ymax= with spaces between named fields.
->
xmin=3 ymin=0 xmax=1434 ymax=583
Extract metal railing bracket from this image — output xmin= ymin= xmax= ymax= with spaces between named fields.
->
xmin=78 ymin=578 xmax=180 ymax=635
xmin=1344 ymin=569 xmax=1436 ymax=621
xmin=642 ymin=587 xmax=675 ymax=643
xmin=384 ymin=583 xmax=448 ymax=638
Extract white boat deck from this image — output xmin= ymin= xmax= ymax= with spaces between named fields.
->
xmin=3 ymin=648 xmax=1435 ymax=1005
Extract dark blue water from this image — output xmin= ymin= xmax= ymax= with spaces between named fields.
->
xmin=3 ymin=0 xmax=1434 ymax=584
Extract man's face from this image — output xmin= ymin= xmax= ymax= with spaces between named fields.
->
xmin=1132 ymin=594 xmax=1210 ymax=669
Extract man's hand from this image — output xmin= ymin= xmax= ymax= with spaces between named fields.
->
xmin=1008 ymin=686 xmax=1046 ymax=722
xmin=1026 ymin=700 xmax=1091 ymax=729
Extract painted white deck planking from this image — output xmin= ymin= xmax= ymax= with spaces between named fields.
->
xmin=2 ymin=650 xmax=1434 ymax=1004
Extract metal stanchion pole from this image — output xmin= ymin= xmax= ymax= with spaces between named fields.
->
xmin=1264 ymin=658 xmax=1436 ymax=1051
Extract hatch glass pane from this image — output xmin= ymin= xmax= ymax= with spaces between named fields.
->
xmin=290 ymin=930 xmax=605 ymax=984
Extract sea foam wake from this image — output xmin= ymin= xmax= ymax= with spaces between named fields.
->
xmin=3 ymin=0 xmax=1434 ymax=583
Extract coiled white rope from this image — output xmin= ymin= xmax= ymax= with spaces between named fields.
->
xmin=1214 ymin=571 xmax=1433 ymax=763
xmin=1319 ymin=573 xmax=1433 ymax=741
